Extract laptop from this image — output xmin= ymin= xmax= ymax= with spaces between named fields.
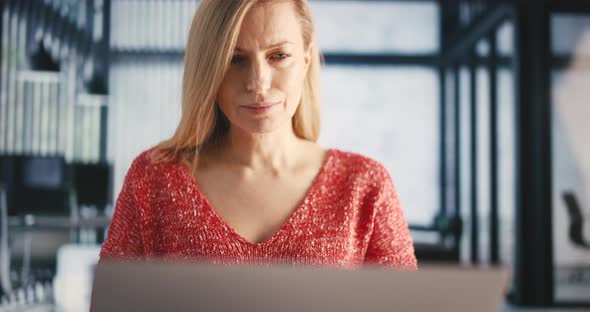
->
xmin=91 ymin=261 xmax=509 ymax=312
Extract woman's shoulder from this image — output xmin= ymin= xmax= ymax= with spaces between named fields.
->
xmin=125 ymin=145 xmax=182 ymax=180
xmin=126 ymin=146 xmax=157 ymax=173
xmin=329 ymin=148 xmax=391 ymax=178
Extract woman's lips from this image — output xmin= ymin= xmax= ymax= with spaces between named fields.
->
xmin=241 ymin=101 xmax=279 ymax=114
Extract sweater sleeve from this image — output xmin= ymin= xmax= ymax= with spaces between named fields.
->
xmin=91 ymin=156 xmax=148 ymax=311
xmin=364 ymin=168 xmax=418 ymax=270
xmin=98 ymin=155 xmax=146 ymax=261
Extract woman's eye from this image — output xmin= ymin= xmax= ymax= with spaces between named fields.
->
xmin=231 ymin=55 xmax=244 ymax=64
xmin=270 ymin=53 xmax=290 ymax=60
xmin=231 ymin=53 xmax=289 ymax=64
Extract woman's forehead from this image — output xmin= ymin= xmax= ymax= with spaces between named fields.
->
xmin=235 ymin=40 xmax=295 ymax=52
xmin=237 ymin=2 xmax=303 ymax=49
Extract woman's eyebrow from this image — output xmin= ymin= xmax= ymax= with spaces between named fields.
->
xmin=235 ymin=40 xmax=294 ymax=52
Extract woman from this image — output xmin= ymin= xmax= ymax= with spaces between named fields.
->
xmin=99 ymin=0 xmax=417 ymax=270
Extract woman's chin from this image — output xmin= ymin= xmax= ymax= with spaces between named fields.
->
xmin=236 ymin=119 xmax=287 ymax=135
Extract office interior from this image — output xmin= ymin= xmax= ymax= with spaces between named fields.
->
xmin=0 ymin=0 xmax=589 ymax=311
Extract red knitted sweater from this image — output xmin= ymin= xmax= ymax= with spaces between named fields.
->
xmin=98 ymin=147 xmax=417 ymax=270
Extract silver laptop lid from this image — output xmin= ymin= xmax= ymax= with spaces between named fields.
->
xmin=92 ymin=261 xmax=508 ymax=312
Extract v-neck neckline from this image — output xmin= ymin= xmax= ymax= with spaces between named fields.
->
xmin=180 ymin=148 xmax=334 ymax=247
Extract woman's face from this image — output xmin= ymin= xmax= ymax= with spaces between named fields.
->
xmin=216 ymin=1 xmax=311 ymax=134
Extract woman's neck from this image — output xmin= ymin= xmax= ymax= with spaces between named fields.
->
xmin=202 ymin=123 xmax=307 ymax=173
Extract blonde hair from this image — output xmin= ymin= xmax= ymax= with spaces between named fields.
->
xmin=151 ymin=0 xmax=322 ymax=173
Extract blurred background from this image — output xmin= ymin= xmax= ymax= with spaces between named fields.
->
xmin=0 ymin=0 xmax=589 ymax=311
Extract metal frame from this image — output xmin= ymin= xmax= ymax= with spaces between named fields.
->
xmin=439 ymin=1 xmax=589 ymax=307
xmin=110 ymin=50 xmax=576 ymax=69
xmin=468 ymin=50 xmax=479 ymax=264
xmin=512 ymin=1 xmax=554 ymax=306
xmin=438 ymin=0 xmax=450 ymax=233
xmin=99 ymin=0 xmax=111 ymax=163
xmin=548 ymin=1 xmax=590 ymax=13
xmin=453 ymin=64 xmax=461 ymax=257
xmin=488 ymin=30 xmax=500 ymax=265
xmin=443 ymin=4 xmax=512 ymax=65
xmin=438 ymin=68 xmax=447 ymax=218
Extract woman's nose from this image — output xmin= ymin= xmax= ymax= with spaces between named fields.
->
xmin=246 ymin=59 xmax=271 ymax=94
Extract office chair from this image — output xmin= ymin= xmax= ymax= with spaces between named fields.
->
xmin=562 ymin=191 xmax=590 ymax=249
xmin=72 ymin=162 xmax=112 ymax=212
xmin=413 ymin=213 xmax=463 ymax=262
xmin=72 ymin=162 xmax=112 ymax=243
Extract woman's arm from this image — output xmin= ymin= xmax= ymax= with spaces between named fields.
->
xmin=364 ymin=168 xmax=418 ymax=270
xmin=91 ymin=156 xmax=148 ymax=311
xmin=98 ymin=156 xmax=147 ymax=261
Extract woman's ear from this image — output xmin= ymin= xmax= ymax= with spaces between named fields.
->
xmin=303 ymin=42 xmax=313 ymax=73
